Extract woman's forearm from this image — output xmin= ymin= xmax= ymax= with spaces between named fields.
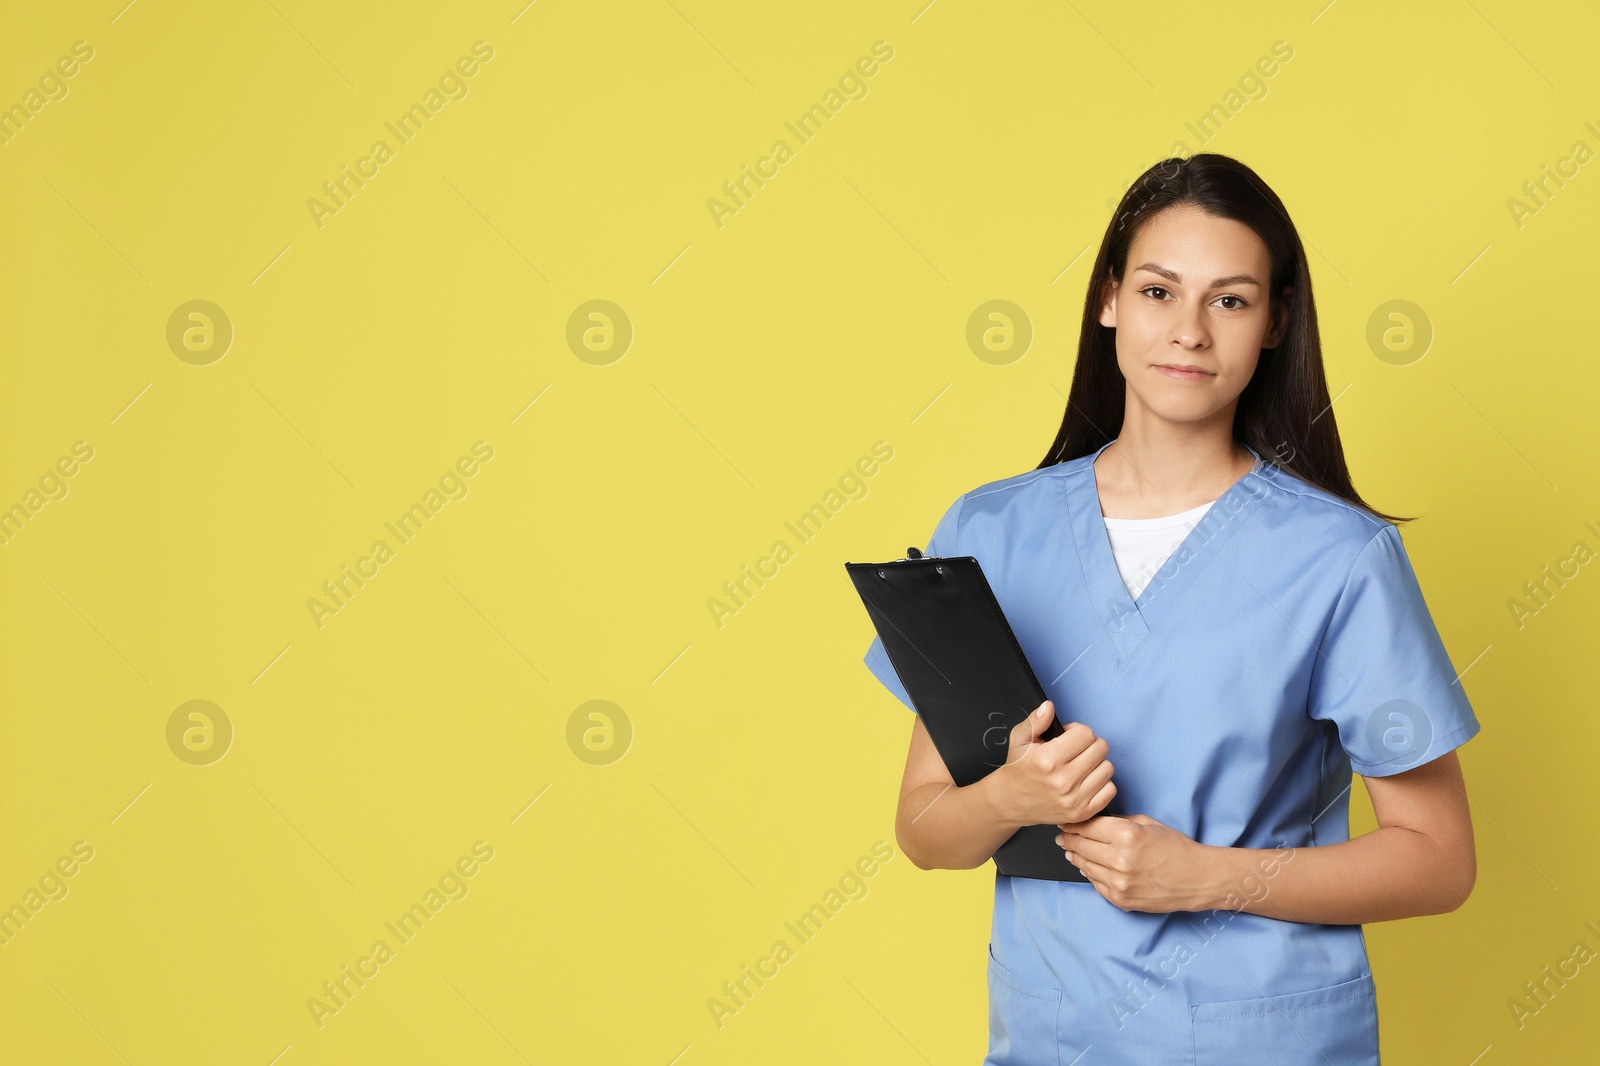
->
xmin=896 ymin=775 xmax=1020 ymax=871
xmin=1195 ymin=825 xmax=1474 ymax=924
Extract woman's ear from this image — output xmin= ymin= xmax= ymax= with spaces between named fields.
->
xmin=1097 ymin=279 xmax=1119 ymax=328
xmin=1263 ymin=286 xmax=1293 ymax=348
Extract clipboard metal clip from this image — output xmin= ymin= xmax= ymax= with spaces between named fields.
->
xmin=886 ymin=547 xmax=943 ymax=576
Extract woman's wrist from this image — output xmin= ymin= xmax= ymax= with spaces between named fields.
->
xmin=977 ymin=764 xmax=1026 ymax=835
xmin=1188 ymin=843 xmax=1248 ymax=912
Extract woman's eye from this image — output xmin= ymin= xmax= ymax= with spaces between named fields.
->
xmin=1139 ymin=285 xmax=1245 ymax=309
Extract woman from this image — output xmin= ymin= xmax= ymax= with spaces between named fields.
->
xmin=861 ymin=153 xmax=1480 ymax=1064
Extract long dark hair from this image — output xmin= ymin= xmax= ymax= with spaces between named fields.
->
xmin=1036 ymin=153 xmax=1410 ymax=525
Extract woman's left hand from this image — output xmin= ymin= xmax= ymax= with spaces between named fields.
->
xmin=1056 ymin=814 xmax=1219 ymax=913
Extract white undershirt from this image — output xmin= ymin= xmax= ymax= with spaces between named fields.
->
xmin=1102 ymin=498 xmax=1218 ymax=602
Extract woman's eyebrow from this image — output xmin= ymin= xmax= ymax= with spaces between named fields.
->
xmin=1132 ymin=262 xmax=1261 ymax=287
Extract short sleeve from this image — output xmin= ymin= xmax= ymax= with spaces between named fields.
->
xmin=1308 ymin=523 xmax=1481 ymax=776
xmin=860 ymin=492 xmax=968 ymax=713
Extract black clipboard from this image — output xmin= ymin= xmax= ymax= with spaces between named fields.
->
xmin=845 ymin=548 xmax=1092 ymax=882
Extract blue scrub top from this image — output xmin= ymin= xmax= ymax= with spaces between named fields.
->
xmin=862 ymin=439 xmax=1481 ymax=1065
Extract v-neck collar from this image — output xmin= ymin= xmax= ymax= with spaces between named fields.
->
xmin=1063 ymin=438 xmax=1270 ymax=663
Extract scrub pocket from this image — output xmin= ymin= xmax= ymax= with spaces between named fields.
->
xmin=985 ymin=943 xmax=1062 ymax=1066
xmin=1189 ymin=972 xmax=1379 ymax=1065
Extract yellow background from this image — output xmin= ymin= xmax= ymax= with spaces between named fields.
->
xmin=1 ymin=0 xmax=1594 ymax=1062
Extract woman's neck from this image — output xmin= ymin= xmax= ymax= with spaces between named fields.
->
xmin=1092 ymin=429 xmax=1252 ymax=520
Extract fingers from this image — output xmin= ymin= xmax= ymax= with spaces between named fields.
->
xmin=1056 ymin=829 xmax=1114 ymax=866
xmin=1046 ymin=746 xmax=1112 ymax=797
xmin=1064 ymin=849 xmax=1117 ymax=891
xmin=1063 ymin=732 xmax=1110 ymax=773
xmin=1057 ymin=826 xmax=1139 ymax=890
xmin=1008 ymin=700 xmax=1055 ymax=749
xmin=1043 ymin=780 xmax=1113 ymax=827
xmin=1029 ymin=700 xmax=1055 ymax=737
xmin=1060 ymin=756 xmax=1114 ymax=805
xmin=1036 ymin=721 xmax=1104 ymax=767
xmin=1057 ymin=803 xmax=1120 ymax=841
xmin=1081 ymin=779 xmax=1118 ymax=819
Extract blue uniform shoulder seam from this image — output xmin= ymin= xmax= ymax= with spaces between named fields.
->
xmin=961 ymin=464 xmax=1077 ymax=505
xmin=1254 ymin=466 xmax=1389 ymax=535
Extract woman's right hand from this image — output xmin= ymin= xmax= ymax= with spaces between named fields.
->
xmin=996 ymin=701 xmax=1116 ymax=826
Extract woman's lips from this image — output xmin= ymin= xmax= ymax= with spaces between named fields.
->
xmin=1154 ymin=364 xmax=1212 ymax=380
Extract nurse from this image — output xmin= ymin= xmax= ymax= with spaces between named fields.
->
xmin=862 ymin=153 xmax=1480 ymax=1065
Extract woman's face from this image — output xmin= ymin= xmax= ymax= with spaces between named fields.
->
xmin=1097 ymin=203 xmax=1289 ymax=428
